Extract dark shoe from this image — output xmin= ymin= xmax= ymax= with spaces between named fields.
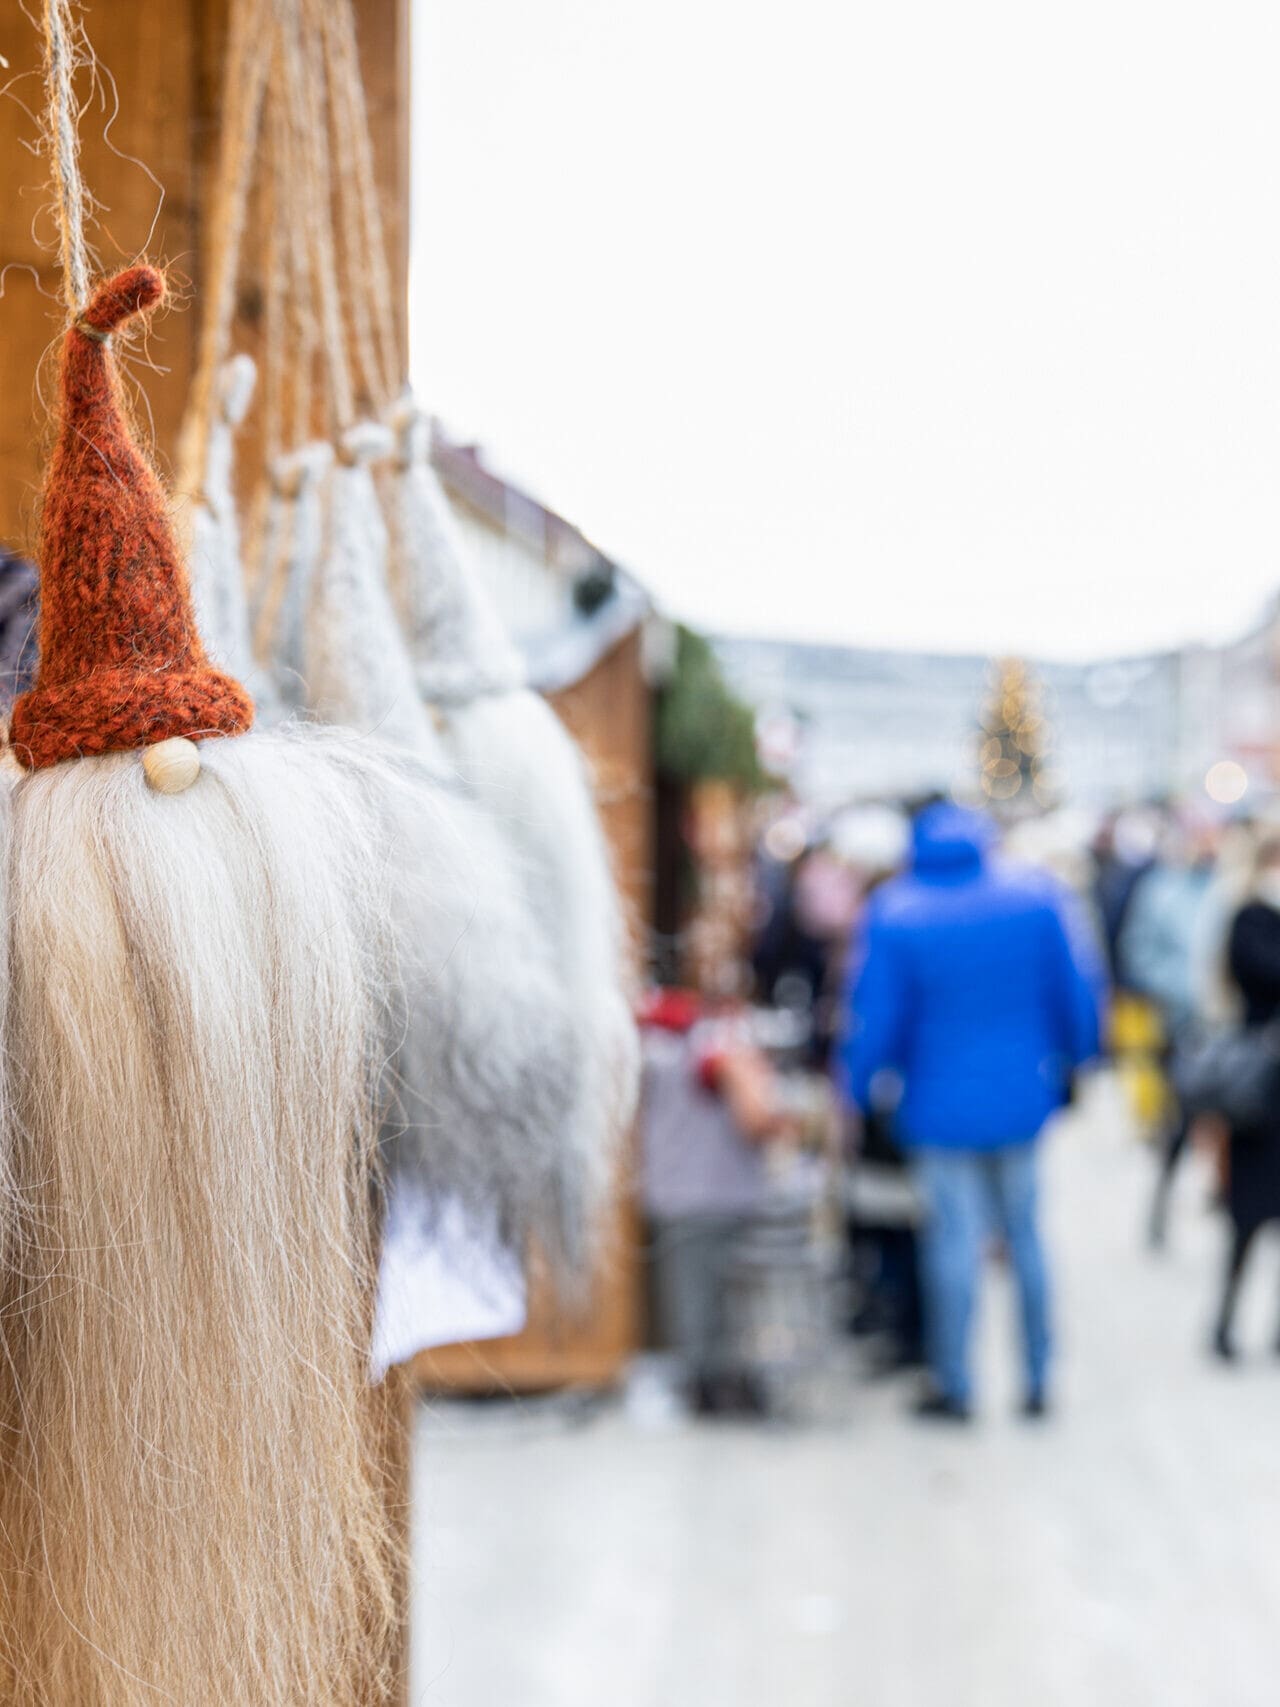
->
xmin=692 ymin=1372 xmax=769 ymax=1418
xmin=865 ymin=1336 xmax=926 ymax=1379
xmin=721 ymin=1372 xmax=771 ymax=1419
xmin=690 ymin=1374 xmax=724 ymax=1416
xmin=1021 ymin=1390 xmax=1049 ymax=1420
xmin=848 ymin=1298 xmax=893 ymax=1338
xmin=1211 ymin=1325 xmax=1238 ymax=1363
xmin=911 ymin=1386 xmax=971 ymax=1423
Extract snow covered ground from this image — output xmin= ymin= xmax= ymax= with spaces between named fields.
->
xmin=410 ymin=1080 xmax=1280 ymax=1707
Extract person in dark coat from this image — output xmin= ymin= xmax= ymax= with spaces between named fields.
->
xmin=1090 ymin=812 xmax=1153 ymax=985
xmin=1212 ymin=835 xmax=1280 ymax=1359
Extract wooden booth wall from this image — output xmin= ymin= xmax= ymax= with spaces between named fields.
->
xmin=0 ymin=0 xmax=408 ymax=551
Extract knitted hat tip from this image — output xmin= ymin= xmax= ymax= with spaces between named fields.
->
xmin=8 ymin=266 xmax=254 ymax=772
xmin=79 ymin=264 xmax=167 ymax=338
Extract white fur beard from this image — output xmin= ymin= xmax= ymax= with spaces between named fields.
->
xmin=383 ymin=405 xmax=637 ymax=1260
xmin=374 ymin=743 xmax=597 ymax=1269
xmin=0 ymin=727 xmax=401 ymax=1705
xmin=429 ymin=691 xmax=641 ymax=1257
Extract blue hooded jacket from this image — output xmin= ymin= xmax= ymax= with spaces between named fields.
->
xmin=837 ymin=805 xmax=1104 ymax=1150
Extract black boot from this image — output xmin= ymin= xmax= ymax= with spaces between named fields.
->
xmin=690 ymin=1373 xmax=723 ymax=1415
xmin=1211 ymin=1321 xmax=1238 ymax=1363
xmin=911 ymin=1383 xmax=971 ymax=1423
xmin=1212 ymin=1227 xmax=1254 ymax=1365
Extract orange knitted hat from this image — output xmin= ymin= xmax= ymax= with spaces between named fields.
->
xmin=8 ymin=265 xmax=254 ymax=770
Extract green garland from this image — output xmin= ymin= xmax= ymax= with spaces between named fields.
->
xmin=656 ymin=625 xmax=765 ymax=789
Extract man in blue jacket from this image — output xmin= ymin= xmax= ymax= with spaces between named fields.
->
xmin=838 ymin=804 xmax=1104 ymax=1420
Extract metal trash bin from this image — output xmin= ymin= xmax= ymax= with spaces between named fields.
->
xmin=720 ymin=1201 xmax=840 ymax=1417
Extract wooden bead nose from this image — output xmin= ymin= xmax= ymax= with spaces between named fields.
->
xmin=142 ymin=737 xmax=201 ymax=795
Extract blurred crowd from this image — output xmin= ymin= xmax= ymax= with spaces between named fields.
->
xmin=637 ymin=791 xmax=1280 ymax=1423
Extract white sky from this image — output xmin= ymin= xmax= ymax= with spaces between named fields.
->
xmin=410 ymin=1 xmax=1280 ymax=662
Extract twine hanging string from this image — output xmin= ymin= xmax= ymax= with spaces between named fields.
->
xmin=244 ymin=0 xmax=345 ymax=632
xmin=183 ymin=0 xmax=404 ymax=471
xmin=42 ymin=0 xmax=92 ymax=313
xmin=238 ymin=93 xmax=290 ymax=599
xmin=255 ymin=28 xmax=322 ymax=471
xmin=319 ymin=0 xmax=401 ymax=412
xmin=283 ymin=0 xmax=355 ymax=435
xmin=176 ymin=0 xmax=411 ymax=657
xmin=258 ymin=142 xmax=286 ymax=471
xmin=179 ymin=0 xmax=273 ymax=487
xmin=242 ymin=29 xmax=320 ymax=581
xmin=317 ymin=0 xmax=383 ymax=418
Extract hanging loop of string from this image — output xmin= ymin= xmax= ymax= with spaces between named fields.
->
xmin=181 ymin=0 xmax=403 ymax=472
xmin=44 ymin=0 xmax=404 ymax=444
xmin=179 ymin=0 xmax=273 ymax=487
xmin=290 ymin=0 xmax=355 ymax=432
xmin=42 ymin=0 xmax=92 ymax=313
xmin=319 ymin=0 xmax=401 ymax=410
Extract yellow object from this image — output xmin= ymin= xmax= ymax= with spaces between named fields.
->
xmin=1110 ymin=993 xmax=1173 ymax=1137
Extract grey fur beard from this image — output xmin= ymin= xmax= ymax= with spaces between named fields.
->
xmin=384 ymin=407 xmax=639 ymax=1270
xmin=421 ymin=691 xmax=640 ymax=1270
xmin=373 ymin=743 xmax=594 ymax=1269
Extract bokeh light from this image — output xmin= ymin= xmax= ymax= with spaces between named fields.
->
xmin=1204 ymin=759 xmax=1248 ymax=805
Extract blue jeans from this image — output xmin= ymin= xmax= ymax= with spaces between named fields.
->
xmin=912 ymin=1143 xmax=1051 ymax=1406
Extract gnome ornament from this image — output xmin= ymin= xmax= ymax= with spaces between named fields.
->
xmin=389 ymin=396 xmax=640 ymax=1228
xmin=274 ymin=415 xmax=591 ymax=1268
xmin=0 ymin=267 xmax=405 ymax=1705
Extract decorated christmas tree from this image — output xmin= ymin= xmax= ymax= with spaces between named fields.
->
xmin=977 ymin=657 xmax=1052 ymax=809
